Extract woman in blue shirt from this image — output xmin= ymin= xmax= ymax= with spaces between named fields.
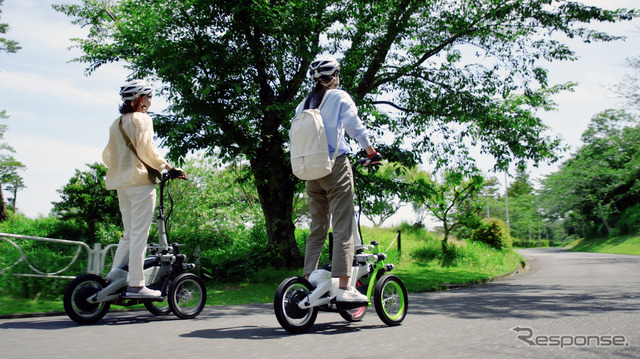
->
xmin=296 ymin=57 xmax=381 ymax=303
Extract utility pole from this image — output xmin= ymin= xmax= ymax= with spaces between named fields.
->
xmin=505 ymin=172 xmax=510 ymax=233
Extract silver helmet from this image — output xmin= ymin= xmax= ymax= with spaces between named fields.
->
xmin=119 ymin=79 xmax=152 ymax=101
xmin=309 ymin=57 xmax=340 ymax=80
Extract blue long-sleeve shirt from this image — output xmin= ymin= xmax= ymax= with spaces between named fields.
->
xmin=295 ymin=89 xmax=372 ymax=156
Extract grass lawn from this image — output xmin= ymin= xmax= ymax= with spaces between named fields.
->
xmin=0 ymin=227 xmax=523 ymax=317
xmin=568 ymin=234 xmax=640 ymax=256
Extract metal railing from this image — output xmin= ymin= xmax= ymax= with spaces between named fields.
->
xmin=0 ymin=232 xmax=117 ymax=279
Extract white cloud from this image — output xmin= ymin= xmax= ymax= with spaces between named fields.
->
xmin=10 ymin=133 xmax=104 ymax=217
xmin=0 ymin=70 xmax=116 ymax=106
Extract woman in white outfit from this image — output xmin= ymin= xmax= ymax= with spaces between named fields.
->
xmin=102 ymin=79 xmax=176 ymax=298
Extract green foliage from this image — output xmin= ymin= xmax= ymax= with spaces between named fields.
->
xmin=0 ymin=219 xmax=87 ymax=300
xmin=0 ymin=111 xmax=26 ymax=221
xmin=356 ymin=162 xmax=408 ymax=227
xmin=513 ymin=238 xmax=556 ymax=248
xmin=471 ymin=218 xmax=512 ymax=250
xmin=0 ymin=211 xmax=85 ymax=240
xmin=0 ymin=0 xmax=21 ymax=54
xmin=407 ymin=230 xmax=520 ymax=289
xmin=617 ymin=202 xmax=640 ymax=234
xmin=1 ymin=223 xmax=525 ymax=314
xmin=52 ymin=0 xmax=638 ymax=266
xmin=199 ymin=223 xmax=275 ymax=283
xmin=160 ymin=156 xmax=263 ymax=249
xmin=410 ymin=169 xmax=484 ymax=246
xmin=539 ymin=109 xmax=640 ymax=238
xmin=51 ymin=162 xmax=120 ymax=243
xmin=512 ymin=238 xmax=550 ymax=248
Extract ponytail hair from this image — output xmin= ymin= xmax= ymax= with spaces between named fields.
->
xmin=119 ymin=96 xmax=146 ymax=114
xmin=304 ymin=73 xmax=337 ymax=110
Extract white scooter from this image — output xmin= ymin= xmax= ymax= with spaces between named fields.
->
xmin=274 ymin=158 xmax=408 ymax=334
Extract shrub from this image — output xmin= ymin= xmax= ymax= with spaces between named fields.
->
xmin=512 ymin=238 xmax=550 ymax=248
xmin=471 ymin=218 xmax=512 ymax=250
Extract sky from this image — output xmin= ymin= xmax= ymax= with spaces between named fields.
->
xmin=0 ymin=0 xmax=639 ymax=224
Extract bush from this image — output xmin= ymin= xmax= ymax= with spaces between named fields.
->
xmin=512 ymin=238 xmax=550 ymax=248
xmin=471 ymin=218 xmax=512 ymax=250
xmin=410 ymin=236 xmax=442 ymax=262
xmin=199 ymin=223 xmax=278 ymax=283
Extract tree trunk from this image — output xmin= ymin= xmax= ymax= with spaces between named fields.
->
xmin=441 ymin=217 xmax=449 ymax=252
xmin=251 ymin=151 xmax=303 ymax=268
xmin=12 ymin=185 xmax=17 ymax=211
xmin=597 ymin=207 xmax=613 ymax=235
xmin=0 ymin=185 xmax=6 ymax=221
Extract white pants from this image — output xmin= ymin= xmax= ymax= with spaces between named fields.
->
xmin=111 ymin=184 xmax=156 ymax=287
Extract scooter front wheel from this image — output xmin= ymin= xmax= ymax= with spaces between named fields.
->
xmin=373 ymin=274 xmax=408 ymax=326
xmin=274 ymin=277 xmax=318 ymax=334
xmin=63 ymin=274 xmax=111 ymax=324
xmin=168 ymin=273 xmax=206 ymax=319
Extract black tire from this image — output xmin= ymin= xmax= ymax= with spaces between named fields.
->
xmin=63 ymin=274 xmax=111 ymax=325
xmin=339 ymin=280 xmax=368 ymax=322
xmin=144 ymin=282 xmax=171 ymax=316
xmin=168 ymin=273 xmax=206 ymax=319
xmin=274 ymin=277 xmax=318 ymax=334
xmin=144 ymin=299 xmax=171 ymax=316
xmin=373 ymin=274 xmax=408 ymax=326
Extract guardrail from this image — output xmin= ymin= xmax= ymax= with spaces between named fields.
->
xmin=0 ymin=232 xmax=117 ymax=279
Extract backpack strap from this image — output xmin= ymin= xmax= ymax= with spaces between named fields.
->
xmin=319 ymin=90 xmax=343 ymax=161
xmin=303 ymin=90 xmax=343 ymax=161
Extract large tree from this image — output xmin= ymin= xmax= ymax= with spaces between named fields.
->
xmin=55 ymin=0 xmax=637 ymax=266
xmin=540 ymin=109 xmax=640 ymax=237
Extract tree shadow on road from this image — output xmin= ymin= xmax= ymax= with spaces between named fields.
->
xmin=408 ymin=282 xmax=640 ymax=320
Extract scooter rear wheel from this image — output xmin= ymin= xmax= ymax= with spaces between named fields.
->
xmin=274 ymin=277 xmax=318 ymax=334
xmin=63 ymin=274 xmax=111 ymax=324
xmin=144 ymin=299 xmax=171 ymax=316
xmin=339 ymin=280 xmax=368 ymax=322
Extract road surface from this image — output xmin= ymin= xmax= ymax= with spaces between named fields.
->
xmin=1 ymin=248 xmax=638 ymax=358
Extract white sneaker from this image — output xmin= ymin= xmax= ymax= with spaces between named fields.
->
xmin=126 ymin=286 xmax=162 ymax=298
xmin=336 ymin=287 xmax=368 ymax=303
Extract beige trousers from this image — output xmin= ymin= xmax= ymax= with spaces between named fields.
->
xmin=303 ymin=155 xmax=355 ymax=277
xmin=112 ymin=184 xmax=156 ymax=287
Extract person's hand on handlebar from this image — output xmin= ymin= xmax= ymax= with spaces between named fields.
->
xmin=364 ymin=150 xmax=382 ymax=167
xmin=168 ymin=167 xmax=187 ymax=180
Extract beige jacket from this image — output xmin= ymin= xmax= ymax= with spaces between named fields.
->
xmin=102 ymin=112 xmax=169 ymax=190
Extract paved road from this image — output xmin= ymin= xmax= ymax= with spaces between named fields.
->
xmin=1 ymin=248 xmax=639 ymax=358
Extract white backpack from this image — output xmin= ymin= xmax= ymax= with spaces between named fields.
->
xmin=289 ymin=93 xmax=343 ymax=180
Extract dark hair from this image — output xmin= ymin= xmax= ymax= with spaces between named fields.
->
xmin=304 ymin=73 xmax=336 ymax=110
xmin=119 ymin=96 xmax=145 ymax=114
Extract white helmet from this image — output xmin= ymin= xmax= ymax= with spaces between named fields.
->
xmin=309 ymin=57 xmax=340 ymax=80
xmin=119 ymin=79 xmax=152 ymax=101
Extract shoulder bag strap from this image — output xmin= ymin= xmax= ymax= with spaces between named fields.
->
xmin=118 ymin=116 xmax=156 ymax=171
